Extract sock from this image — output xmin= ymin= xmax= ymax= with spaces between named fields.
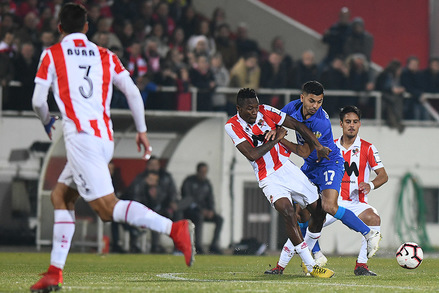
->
xmin=334 ymin=206 xmax=370 ymax=235
xmin=295 ymin=241 xmax=316 ymax=271
xmin=312 ymin=240 xmax=321 ymax=254
xmin=112 ymin=200 xmax=172 ymax=235
xmin=304 ymin=228 xmax=321 ymax=254
xmin=358 ymin=225 xmax=380 ymax=263
xmin=50 ymin=210 xmax=75 ymax=270
xmin=278 ymin=238 xmax=295 ymax=268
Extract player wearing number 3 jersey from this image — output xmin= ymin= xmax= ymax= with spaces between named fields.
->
xmin=30 ymin=4 xmax=195 ymax=293
xmin=266 ymin=81 xmax=381 ymax=275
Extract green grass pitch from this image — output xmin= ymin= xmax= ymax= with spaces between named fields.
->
xmin=1 ymin=252 xmax=438 ymax=292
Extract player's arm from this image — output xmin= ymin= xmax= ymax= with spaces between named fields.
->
xmin=281 ymin=115 xmax=331 ymax=161
xmin=359 ymin=167 xmax=388 ymax=195
xmin=280 ymin=138 xmax=312 ymax=158
xmin=237 ymin=127 xmax=287 ymax=161
xmin=114 ymin=73 xmax=152 ymax=160
xmin=32 ymin=83 xmax=57 ymax=140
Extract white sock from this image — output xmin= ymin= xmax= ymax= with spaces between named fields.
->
xmin=50 ymin=210 xmax=75 ymax=270
xmin=304 ymin=228 xmax=321 ymax=252
xmin=278 ymin=238 xmax=295 ymax=268
xmin=359 ymin=225 xmax=380 ymax=263
xmin=112 ymin=200 xmax=172 ymax=235
xmin=295 ymin=241 xmax=316 ymax=271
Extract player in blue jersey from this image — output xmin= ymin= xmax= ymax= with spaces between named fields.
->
xmin=265 ymin=81 xmax=381 ymax=275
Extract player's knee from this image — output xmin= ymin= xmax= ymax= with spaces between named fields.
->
xmin=321 ymin=201 xmax=338 ymax=215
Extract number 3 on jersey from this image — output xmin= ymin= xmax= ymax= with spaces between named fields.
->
xmin=324 ymin=170 xmax=335 ymax=185
xmin=79 ymin=65 xmax=93 ymax=98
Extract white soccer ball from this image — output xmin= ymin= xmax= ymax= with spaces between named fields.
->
xmin=395 ymin=242 xmax=423 ymax=269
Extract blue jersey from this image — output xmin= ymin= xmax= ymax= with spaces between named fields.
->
xmin=281 ymin=99 xmax=343 ymax=167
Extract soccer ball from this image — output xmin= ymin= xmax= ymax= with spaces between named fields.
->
xmin=395 ymin=242 xmax=423 ymax=269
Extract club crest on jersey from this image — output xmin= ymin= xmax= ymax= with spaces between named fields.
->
xmin=352 ymin=148 xmax=360 ymax=157
xmin=257 ymin=119 xmax=265 ymax=127
xmin=314 ymin=131 xmax=322 ymax=139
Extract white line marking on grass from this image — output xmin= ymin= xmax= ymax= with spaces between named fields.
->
xmin=156 ymin=272 xmax=421 ymax=291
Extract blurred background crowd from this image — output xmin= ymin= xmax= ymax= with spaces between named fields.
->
xmin=0 ymin=0 xmax=438 ymax=128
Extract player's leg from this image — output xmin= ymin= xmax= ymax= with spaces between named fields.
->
xmin=30 ymin=182 xmax=79 ymax=292
xmin=355 ymin=206 xmax=381 ymax=276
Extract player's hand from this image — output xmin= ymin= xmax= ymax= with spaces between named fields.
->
xmin=264 ymin=129 xmax=277 ymax=141
xmin=44 ymin=116 xmax=58 ymax=140
xmin=274 ymin=127 xmax=288 ymax=142
xmin=359 ymin=182 xmax=371 ymax=195
xmin=315 ymin=145 xmax=331 ymax=162
xmin=136 ymin=132 xmax=152 ymax=160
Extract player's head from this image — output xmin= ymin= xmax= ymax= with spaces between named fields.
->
xmin=339 ymin=105 xmax=362 ymax=139
xmin=236 ymin=88 xmax=259 ymax=124
xmin=300 ymin=81 xmax=324 ymax=118
xmin=58 ymin=3 xmax=88 ymax=35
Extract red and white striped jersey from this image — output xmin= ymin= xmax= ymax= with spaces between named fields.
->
xmin=335 ymin=135 xmax=384 ymax=203
xmin=35 ymin=33 xmax=128 ymax=140
xmin=225 ymin=105 xmax=291 ymax=181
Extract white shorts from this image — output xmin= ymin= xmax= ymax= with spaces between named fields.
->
xmin=58 ymin=132 xmax=114 ymax=202
xmin=323 ymin=200 xmax=378 ymax=227
xmin=260 ymin=160 xmax=319 ymax=208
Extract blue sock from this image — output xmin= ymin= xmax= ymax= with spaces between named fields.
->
xmin=298 ymin=221 xmax=308 ymax=237
xmin=312 ymin=240 xmax=321 ymax=254
xmin=334 ymin=206 xmax=370 ymax=235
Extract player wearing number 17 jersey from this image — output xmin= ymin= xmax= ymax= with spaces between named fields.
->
xmin=30 ymin=4 xmax=194 ymax=292
xmin=268 ymin=82 xmax=381 ymax=275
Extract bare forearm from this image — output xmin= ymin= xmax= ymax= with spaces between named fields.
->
xmin=281 ymin=139 xmax=311 ymax=158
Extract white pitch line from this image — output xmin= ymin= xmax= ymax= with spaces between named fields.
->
xmin=156 ymin=272 xmax=422 ymax=291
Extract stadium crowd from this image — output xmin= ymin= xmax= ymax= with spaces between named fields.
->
xmin=0 ymin=1 xmax=438 ymax=127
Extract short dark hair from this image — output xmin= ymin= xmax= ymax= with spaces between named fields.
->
xmin=197 ymin=162 xmax=207 ymax=172
xmin=236 ymin=88 xmax=258 ymax=107
xmin=339 ymin=105 xmax=362 ymax=121
xmin=59 ymin=3 xmax=87 ymax=34
xmin=302 ymin=80 xmax=324 ymax=96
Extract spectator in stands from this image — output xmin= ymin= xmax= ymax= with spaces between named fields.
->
xmin=189 ymin=35 xmax=210 ymax=58
xmin=152 ymin=1 xmax=176 ymax=38
xmin=235 ymin=22 xmax=259 ymax=58
xmin=94 ymin=31 xmax=110 ymax=48
xmin=401 ymin=56 xmax=428 ymax=120
xmin=125 ymin=157 xmax=180 ymax=253
xmin=344 ymin=17 xmax=374 ymax=62
xmin=0 ymin=29 xmax=17 ymax=58
xmin=189 ymin=19 xmax=216 ymax=58
xmin=375 ymin=59 xmax=406 ymax=133
xmin=178 ymin=5 xmax=199 ymax=42
xmin=10 ymin=41 xmax=38 ymax=110
xmin=189 ymin=54 xmax=216 ymax=111
xmin=0 ymin=13 xmax=16 ymax=37
xmin=210 ymin=52 xmax=230 ymax=112
xmin=111 ymin=0 xmax=138 ymax=27
xmin=168 ymin=0 xmax=187 ymax=23
xmin=168 ymin=26 xmax=186 ymax=54
xmin=0 ymin=39 xmax=14 ymax=110
xmin=117 ymin=20 xmax=136 ymax=49
xmin=321 ymin=7 xmax=351 ymax=70
xmin=16 ymin=0 xmax=39 ymax=19
xmin=15 ymin=11 xmax=39 ymax=46
xmin=180 ymin=162 xmax=223 ymax=255
xmin=133 ymin=0 xmax=154 ymax=41
xmin=210 ymin=7 xmax=226 ymax=36
xmin=229 ymin=51 xmax=260 ymax=90
xmin=214 ymin=23 xmax=238 ymax=70
xmin=289 ymin=50 xmax=318 ymax=89
xmin=271 ymin=36 xmax=294 ymax=75
xmin=421 ymin=57 xmax=439 ymax=93
xmin=92 ymin=17 xmax=122 ymax=49
xmin=85 ymin=4 xmax=100 ymax=39
xmin=143 ymin=37 xmax=163 ymax=76
xmin=148 ymin=23 xmax=170 ymax=58
xmin=35 ymin=30 xmax=55 ymax=57
xmin=136 ymin=73 xmax=160 ymax=108
xmin=126 ymin=42 xmax=148 ymax=79
xmin=319 ymin=55 xmax=348 ymax=117
xmin=259 ymin=51 xmax=288 ymax=108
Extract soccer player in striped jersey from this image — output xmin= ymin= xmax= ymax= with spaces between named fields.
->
xmin=30 ymin=4 xmax=194 ymax=292
xmin=316 ymin=105 xmax=388 ymax=275
xmin=267 ymin=82 xmax=382 ymax=275
xmin=225 ymin=88 xmax=334 ymax=278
